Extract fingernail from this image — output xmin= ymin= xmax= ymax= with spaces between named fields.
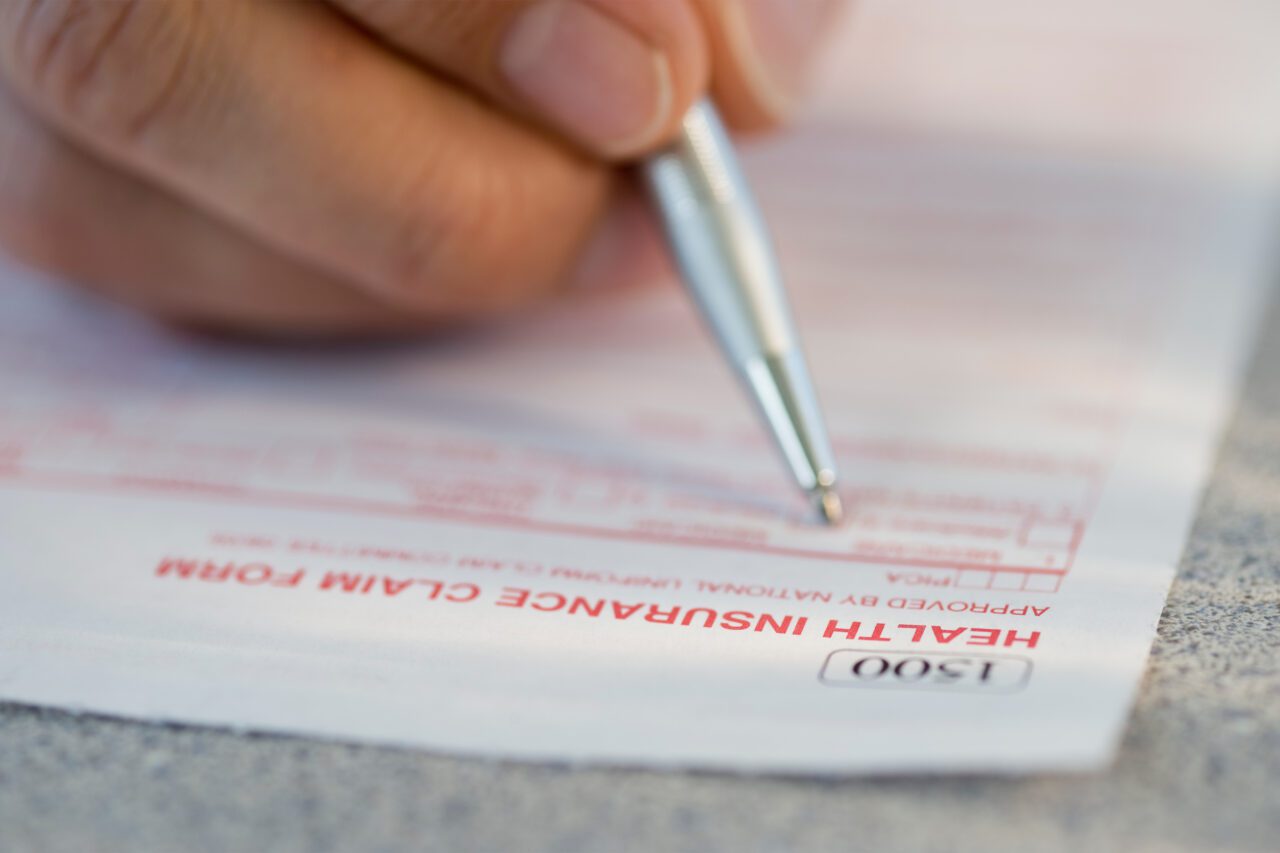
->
xmin=727 ymin=0 xmax=840 ymax=119
xmin=500 ymin=0 xmax=673 ymax=156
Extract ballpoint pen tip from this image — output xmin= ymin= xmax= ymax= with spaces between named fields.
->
xmin=816 ymin=487 xmax=844 ymax=526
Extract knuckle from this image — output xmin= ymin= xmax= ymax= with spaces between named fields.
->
xmin=3 ymin=0 xmax=202 ymax=144
xmin=379 ymin=164 xmax=527 ymax=311
xmin=381 ymin=158 xmax=599 ymax=313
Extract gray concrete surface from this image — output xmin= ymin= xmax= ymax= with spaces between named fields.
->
xmin=2 ymin=295 xmax=1278 ymax=853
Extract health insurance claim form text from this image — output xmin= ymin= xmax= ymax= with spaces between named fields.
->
xmin=1 ymin=2 xmax=1277 ymax=773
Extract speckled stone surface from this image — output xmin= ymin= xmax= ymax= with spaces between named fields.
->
xmin=2 ymin=295 xmax=1278 ymax=853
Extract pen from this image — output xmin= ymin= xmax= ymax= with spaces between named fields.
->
xmin=641 ymin=99 xmax=843 ymax=525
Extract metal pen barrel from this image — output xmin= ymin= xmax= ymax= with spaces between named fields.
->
xmin=641 ymin=99 xmax=842 ymax=524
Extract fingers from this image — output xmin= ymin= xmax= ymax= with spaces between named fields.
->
xmin=0 ymin=77 xmax=664 ymax=338
xmin=691 ymin=0 xmax=848 ymax=131
xmin=331 ymin=0 xmax=710 ymax=159
xmin=0 ymin=0 xmax=842 ymax=343
xmin=0 ymin=0 xmax=612 ymax=315
xmin=328 ymin=0 xmax=847 ymax=156
xmin=0 ymin=83 xmax=430 ymax=337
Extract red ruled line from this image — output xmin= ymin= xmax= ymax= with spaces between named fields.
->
xmin=0 ymin=465 xmax=1070 ymax=577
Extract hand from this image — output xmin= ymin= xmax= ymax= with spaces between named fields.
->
xmin=0 ymin=0 xmax=845 ymax=337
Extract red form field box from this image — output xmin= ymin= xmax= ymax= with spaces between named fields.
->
xmin=1019 ymin=517 xmax=1083 ymax=550
xmin=956 ymin=568 xmax=1064 ymax=594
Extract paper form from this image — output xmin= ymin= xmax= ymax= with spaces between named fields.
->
xmin=1 ymin=1 xmax=1278 ymax=773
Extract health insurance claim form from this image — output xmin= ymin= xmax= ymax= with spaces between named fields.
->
xmin=1 ymin=1 xmax=1278 ymax=774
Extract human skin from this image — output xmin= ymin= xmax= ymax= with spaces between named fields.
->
xmin=0 ymin=0 xmax=845 ymax=337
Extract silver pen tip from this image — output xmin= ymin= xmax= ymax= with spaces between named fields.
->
xmin=814 ymin=486 xmax=844 ymax=526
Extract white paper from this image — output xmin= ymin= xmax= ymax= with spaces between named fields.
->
xmin=1 ymin=1 xmax=1278 ymax=773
